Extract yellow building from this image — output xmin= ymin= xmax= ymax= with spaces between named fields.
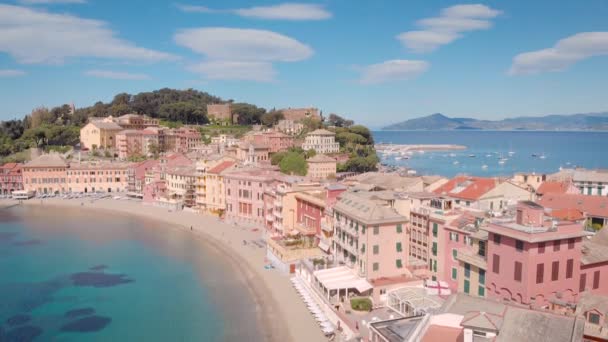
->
xmin=196 ymin=158 xmax=237 ymax=213
xmin=306 ymin=154 xmax=337 ymax=180
xmin=455 ymin=230 xmax=488 ymax=298
xmin=80 ymin=120 xmax=123 ymax=150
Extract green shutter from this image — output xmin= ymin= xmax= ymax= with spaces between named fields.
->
xmin=361 ymin=244 xmax=366 ymax=253
xmin=396 ymin=242 xmax=402 ymax=252
xmin=433 ymin=260 xmax=437 ymax=272
xmin=452 ymin=249 xmax=458 ymax=259
xmin=373 ymin=262 xmax=379 ymax=271
xmin=452 ymin=268 xmax=457 ymax=280
xmin=478 ymin=286 xmax=485 ymax=297
xmin=465 ymin=263 xmax=471 ymax=278
xmin=479 ymin=269 xmax=486 ymax=285
xmin=432 ymin=242 xmax=437 ymax=256
xmin=464 ymin=280 xmax=470 ymax=294
xmin=432 ymin=223 xmax=438 ymax=237
xmin=396 ymin=224 xmax=402 ymax=233
xmin=396 ymin=259 xmax=403 ymax=268
xmin=373 ymin=245 xmax=379 ymax=255
xmin=361 ymin=226 xmax=366 ymax=234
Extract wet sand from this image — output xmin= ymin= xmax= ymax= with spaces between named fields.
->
xmin=1 ymin=198 xmax=326 ymax=342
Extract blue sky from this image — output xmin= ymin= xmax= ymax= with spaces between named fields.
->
xmin=0 ymin=0 xmax=607 ymax=127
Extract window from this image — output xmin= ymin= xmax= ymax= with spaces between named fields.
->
xmin=589 ymin=313 xmax=601 ymax=325
xmin=373 ymin=245 xmax=379 ymax=255
xmin=396 ymin=242 xmax=402 ymax=252
xmin=432 ymin=242 xmax=437 ymax=256
xmin=433 ymin=260 xmax=437 ymax=272
xmin=516 ymin=240 xmax=524 ymax=252
xmin=396 ymin=259 xmax=403 ymax=268
xmin=493 ymin=234 xmax=501 ymax=245
xmin=538 ymin=242 xmax=545 ymax=254
xmin=449 ymin=232 xmax=459 ymax=242
xmin=396 ymin=224 xmax=402 ymax=233
xmin=514 ymin=262 xmax=522 ymax=282
xmin=479 ymin=269 xmax=485 ymax=285
xmin=566 ymin=259 xmax=574 ymax=279
xmin=536 ymin=264 xmax=544 ymax=284
xmin=580 ymin=273 xmax=587 ymax=292
xmin=492 ymin=254 xmax=500 ymax=273
xmin=373 ymin=226 xmax=379 ymax=235
xmin=432 ymin=223 xmax=438 ymax=237
xmin=465 ymin=263 xmax=471 ymax=278
xmin=553 ymin=240 xmax=561 ymax=252
xmin=478 ymin=286 xmax=485 ymax=297
xmin=593 ymin=270 xmax=600 ymax=289
xmin=464 ymin=279 xmax=470 ymax=294
xmin=552 ymin=261 xmax=559 ymax=281
xmin=373 ymin=263 xmax=379 ymax=271
xmin=452 ymin=249 xmax=458 ymax=260
xmin=478 ymin=241 xmax=486 ymax=257
xmin=451 ymin=268 xmax=457 ymax=280
xmin=568 ymin=238 xmax=575 ymax=249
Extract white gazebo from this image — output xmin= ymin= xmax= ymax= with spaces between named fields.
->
xmin=313 ymin=266 xmax=373 ymax=303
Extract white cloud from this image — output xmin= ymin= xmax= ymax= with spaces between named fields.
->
xmin=0 ymin=4 xmax=177 ymax=64
xmin=175 ymin=27 xmax=312 ymax=82
xmin=188 ymin=61 xmax=276 ymax=82
xmin=176 ymin=2 xmax=331 ymax=21
xmin=174 ymin=28 xmax=313 ymax=62
xmin=84 ymin=70 xmax=151 ymax=80
xmin=397 ymin=4 xmax=501 ymax=53
xmin=359 ymin=60 xmax=430 ymax=84
xmin=18 ymin=0 xmax=86 ymax=4
xmin=0 ymin=69 xmax=26 ymax=77
xmin=509 ymin=32 xmax=608 ymax=75
xmin=174 ymin=4 xmax=213 ymax=13
xmin=235 ymin=3 xmax=331 ymax=20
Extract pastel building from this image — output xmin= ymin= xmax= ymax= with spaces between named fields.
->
xmin=166 ymin=165 xmax=197 ymax=207
xmin=0 ymin=163 xmax=23 ymax=195
xmin=224 ymin=168 xmax=276 ymax=226
xmin=279 ymin=107 xmax=321 ymax=122
xmin=114 ymin=114 xmax=159 ymax=130
xmin=275 ymin=119 xmax=304 ymax=135
xmin=196 ymin=158 xmax=237 ymax=214
xmin=80 ymin=120 xmax=123 ymax=150
xmin=22 ymin=154 xmax=68 ymax=194
xmin=301 ymin=129 xmax=340 ymax=154
xmin=246 ymin=131 xmax=294 ymax=153
xmin=332 ymin=191 xmax=411 ymax=296
xmin=127 ymin=159 xmax=159 ymax=196
xmin=235 ymin=142 xmax=270 ymax=165
xmin=306 ymin=154 xmax=337 ymax=180
xmin=66 ymin=162 xmax=130 ymax=193
xmin=485 ymin=201 xmax=591 ymax=307
xmin=573 ymin=169 xmax=608 ymax=196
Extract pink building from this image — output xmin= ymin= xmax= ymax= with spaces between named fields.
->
xmin=22 ymin=154 xmax=68 ymax=194
xmin=173 ymin=127 xmax=203 ymax=153
xmin=116 ymin=130 xmax=144 ymax=159
xmin=247 ymin=131 xmax=295 ymax=153
xmin=127 ymin=159 xmax=159 ymax=195
xmin=0 ymin=163 xmax=23 ymax=195
xmin=224 ymin=168 xmax=276 ymax=226
xmin=485 ymin=201 xmax=591 ymax=307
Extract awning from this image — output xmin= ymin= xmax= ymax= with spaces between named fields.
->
xmin=318 ymin=241 xmax=330 ymax=253
xmin=313 ymin=266 xmax=373 ymax=293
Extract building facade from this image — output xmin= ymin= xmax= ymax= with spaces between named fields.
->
xmin=302 ymin=129 xmax=340 ymax=154
xmin=0 ymin=163 xmax=23 ymax=195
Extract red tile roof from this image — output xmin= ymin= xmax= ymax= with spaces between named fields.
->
xmin=539 ymin=193 xmax=608 ymax=218
xmin=548 ymin=208 xmax=585 ymax=221
xmin=537 ymin=181 xmax=571 ymax=195
xmin=422 ymin=325 xmax=463 ymax=342
xmin=433 ymin=176 xmax=498 ymax=200
xmin=208 ymin=161 xmax=235 ymax=174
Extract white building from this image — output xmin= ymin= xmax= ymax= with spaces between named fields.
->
xmin=301 ymin=129 xmax=340 ymax=154
xmin=573 ymin=169 xmax=608 ymax=196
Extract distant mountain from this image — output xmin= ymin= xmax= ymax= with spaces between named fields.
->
xmin=382 ymin=112 xmax=608 ymax=131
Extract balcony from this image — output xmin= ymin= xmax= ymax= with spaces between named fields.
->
xmin=584 ymin=322 xmax=608 ymax=340
xmin=455 ymin=249 xmax=487 ymax=269
xmin=321 ymin=221 xmax=333 ymax=233
xmin=266 ymin=214 xmax=274 ymax=222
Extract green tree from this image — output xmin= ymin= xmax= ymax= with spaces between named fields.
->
xmin=271 ymin=151 xmax=287 ymax=165
xmin=327 ymin=113 xmax=354 ymax=127
xmin=231 ymin=103 xmax=266 ymax=125
xmin=148 ymin=142 xmax=160 ymax=159
xmin=349 ymin=125 xmax=373 ymax=144
xmin=159 ymin=102 xmax=207 ymax=124
xmin=279 ymin=151 xmax=308 ymax=176
xmin=261 ymin=110 xmax=284 ymax=127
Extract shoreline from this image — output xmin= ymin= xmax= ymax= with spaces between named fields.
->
xmin=0 ymin=198 xmax=325 ymax=342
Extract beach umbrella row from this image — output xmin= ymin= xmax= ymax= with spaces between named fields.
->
xmin=290 ymin=277 xmax=335 ymax=335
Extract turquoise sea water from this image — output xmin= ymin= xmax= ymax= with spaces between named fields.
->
xmin=373 ymin=130 xmax=608 ymax=177
xmin=0 ymin=206 xmax=261 ymax=341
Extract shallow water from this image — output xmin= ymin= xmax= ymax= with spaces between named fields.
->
xmin=0 ymin=206 xmax=263 ymax=341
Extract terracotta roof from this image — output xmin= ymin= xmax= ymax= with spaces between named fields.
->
xmin=539 ymin=193 xmax=608 ymax=218
xmin=307 ymin=154 xmax=336 ymax=163
xmin=547 ymin=208 xmax=584 ymax=221
xmin=88 ymin=120 xmax=122 ymax=130
xmin=208 ymin=161 xmax=236 ymax=174
xmin=0 ymin=163 xmax=20 ymax=170
xmin=25 ymin=154 xmax=68 ymax=168
xmin=433 ymin=176 xmax=498 ymax=200
xmin=537 ymin=181 xmax=571 ymax=195
xmin=421 ymin=325 xmax=463 ymax=342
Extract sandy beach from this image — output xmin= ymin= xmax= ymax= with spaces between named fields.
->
xmin=0 ymin=198 xmax=326 ymax=342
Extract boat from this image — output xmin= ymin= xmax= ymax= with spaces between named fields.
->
xmin=482 ymin=165 xmax=488 ymax=169
xmin=453 ymin=161 xmax=459 ymax=165
xmin=531 ymin=153 xmax=538 ymax=157
xmin=485 ymin=154 xmax=493 ymax=158
xmin=468 ymin=154 xmax=476 ymax=158
xmin=508 ymin=151 xmax=515 ymax=156
xmin=498 ymin=160 xmax=506 ymax=165
xmin=395 ymin=156 xmax=403 ymax=160
xmin=539 ymin=154 xmax=546 ymax=159
xmin=449 ymin=153 xmax=456 ymax=157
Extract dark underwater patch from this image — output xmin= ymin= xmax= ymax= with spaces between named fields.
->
xmin=13 ymin=239 xmax=42 ymax=247
xmin=89 ymin=265 xmax=108 ymax=271
xmin=60 ymin=316 xmax=111 ymax=333
xmin=4 ymin=325 xmax=43 ymax=342
xmin=6 ymin=314 xmax=31 ymax=326
xmin=70 ymin=271 xmax=133 ymax=288
xmin=64 ymin=307 xmax=96 ymax=318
